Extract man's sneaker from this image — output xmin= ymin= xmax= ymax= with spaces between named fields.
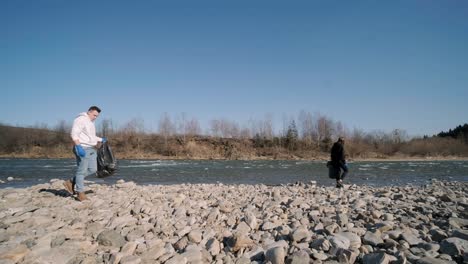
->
xmin=77 ymin=192 xmax=88 ymax=201
xmin=336 ymin=180 xmax=344 ymax=188
xmin=63 ymin=180 xmax=75 ymax=195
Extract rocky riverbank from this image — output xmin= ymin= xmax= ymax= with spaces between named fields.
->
xmin=0 ymin=180 xmax=467 ymax=264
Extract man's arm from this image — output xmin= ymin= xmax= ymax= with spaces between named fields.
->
xmin=71 ymin=117 xmax=84 ymax=145
xmin=339 ymin=145 xmax=346 ymax=162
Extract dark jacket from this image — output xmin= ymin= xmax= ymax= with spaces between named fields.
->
xmin=330 ymin=141 xmax=345 ymax=166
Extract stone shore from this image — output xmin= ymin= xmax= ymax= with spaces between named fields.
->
xmin=0 ymin=179 xmax=467 ymax=264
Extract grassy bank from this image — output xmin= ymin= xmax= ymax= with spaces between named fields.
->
xmin=1 ymin=124 xmax=467 ymax=160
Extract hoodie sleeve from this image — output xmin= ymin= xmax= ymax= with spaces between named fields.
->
xmin=70 ymin=116 xmax=85 ymax=141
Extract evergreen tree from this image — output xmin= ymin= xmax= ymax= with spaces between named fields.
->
xmin=437 ymin=123 xmax=468 ymax=144
xmin=285 ymin=120 xmax=299 ymax=151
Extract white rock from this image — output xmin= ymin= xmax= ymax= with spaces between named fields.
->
xmin=265 ymin=246 xmax=285 ymax=264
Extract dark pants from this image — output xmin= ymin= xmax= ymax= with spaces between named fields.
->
xmin=337 ymin=163 xmax=348 ymax=181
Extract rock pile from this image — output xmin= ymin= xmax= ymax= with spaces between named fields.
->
xmin=0 ymin=179 xmax=467 ymax=263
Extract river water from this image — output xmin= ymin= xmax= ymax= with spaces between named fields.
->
xmin=1 ymin=159 xmax=467 ymax=189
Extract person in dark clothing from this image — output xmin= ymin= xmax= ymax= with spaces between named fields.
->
xmin=330 ymin=137 xmax=348 ymax=188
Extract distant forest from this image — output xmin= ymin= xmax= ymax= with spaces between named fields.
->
xmin=436 ymin=124 xmax=468 ymax=144
xmin=0 ymin=113 xmax=467 ymax=159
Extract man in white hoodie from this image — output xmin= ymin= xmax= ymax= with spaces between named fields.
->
xmin=63 ymin=106 xmax=106 ymax=201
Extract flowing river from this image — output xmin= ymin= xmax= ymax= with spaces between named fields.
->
xmin=1 ymin=159 xmax=467 ymax=188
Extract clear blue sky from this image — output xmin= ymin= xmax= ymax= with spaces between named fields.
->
xmin=2 ymin=0 xmax=467 ymax=137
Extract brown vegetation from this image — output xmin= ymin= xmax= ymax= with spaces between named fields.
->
xmin=1 ymin=120 xmax=467 ymax=160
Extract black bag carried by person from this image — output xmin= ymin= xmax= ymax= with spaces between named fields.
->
xmin=326 ymin=161 xmax=341 ymax=179
xmin=97 ymin=141 xmax=117 ymax=178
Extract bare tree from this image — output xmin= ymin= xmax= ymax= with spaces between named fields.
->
xmin=367 ymin=130 xmax=391 ymax=151
xmin=176 ymin=112 xmax=188 ymax=142
xmin=99 ymin=118 xmax=114 ymax=137
xmin=298 ymin=110 xmax=314 ymax=145
xmin=219 ymin=119 xmax=230 ymax=138
xmin=281 ymin=113 xmax=293 ymax=138
xmin=391 ymin=129 xmax=407 ymax=144
xmin=122 ymin=118 xmax=145 ymax=135
xmin=246 ymin=116 xmax=273 ymax=140
xmin=54 ymin=120 xmax=70 ymax=133
xmin=315 ymin=113 xmax=333 ymax=150
xmin=334 ymin=121 xmax=348 ymax=140
xmin=54 ymin=120 xmax=70 ymax=144
xmin=120 ymin=118 xmax=145 ymax=150
xmin=350 ymin=127 xmax=366 ymax=143
xmin=159 ymin=113 xmax=175 ymax=146
xmin=174 ymin=113 xmax=202 ymax=139
xmin=210 ymin=119 xmax=221 ymax=137
xmin=186 ymin=117 xmax=201 ymax=138
xmin=231 ymin=121 xmax=241 ymax=138
xmin=247 ymin=118 xmax=259 ymax=139
xmin=217 ymin=119 xmax=240 ymax=138
xmin=280 ymin=114 xmax=296 ymax=148
xmin=240 ymin=126 xmax=251 ymax=139
xmin=262 ymin=113 xmax=274 ymax=140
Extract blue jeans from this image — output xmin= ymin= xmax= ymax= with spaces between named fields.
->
xmin=73 ymin=147 xmax=97 ymax=193
xmin=338 ymin=163 xmax=348 ymax=180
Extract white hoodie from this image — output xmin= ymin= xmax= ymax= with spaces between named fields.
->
xmin=70 ymin=112 xmax=102 ymax=147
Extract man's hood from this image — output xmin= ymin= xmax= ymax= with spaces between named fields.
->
xmin=77 ymin=112 xmax=89 ymax=119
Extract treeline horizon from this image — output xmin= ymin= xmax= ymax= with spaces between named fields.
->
xmin=1 ymin=112 xmax=467 ymax=159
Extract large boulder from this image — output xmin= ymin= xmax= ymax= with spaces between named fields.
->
xmin=97 ymin=230 xmax=126 ymax=248
xmin=440 ymin=237 xmax=468 ymax=256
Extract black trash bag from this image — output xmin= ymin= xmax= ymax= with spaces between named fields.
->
xmin=326 ymin=161 xmax=341 ymax=179
xmin=97 ymin=142 xmax=117 ymax=178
